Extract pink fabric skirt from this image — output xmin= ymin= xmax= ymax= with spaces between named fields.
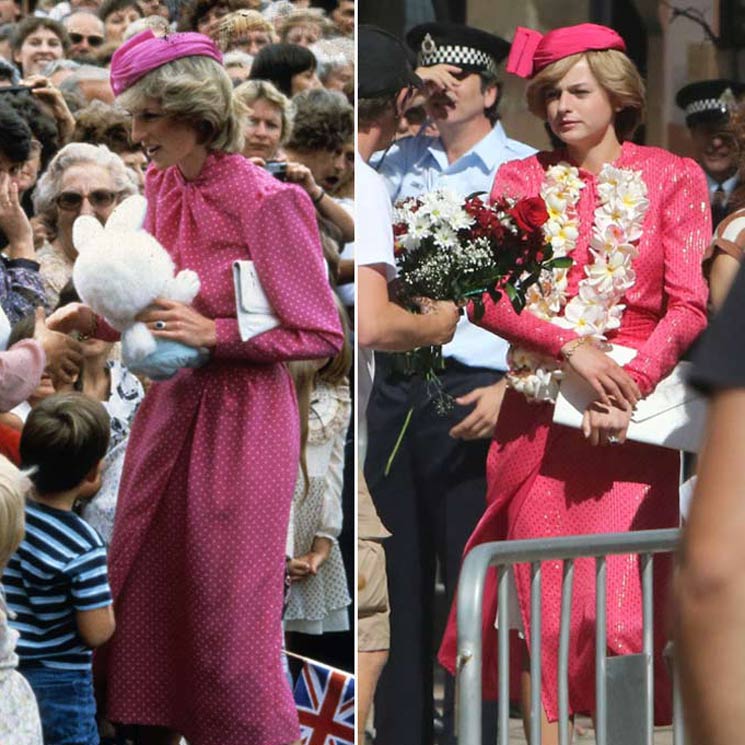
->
xmin=101 ymin=362 xmax=301 ymax=745
xmin=439 ymin=389 xmax=677 ymax=723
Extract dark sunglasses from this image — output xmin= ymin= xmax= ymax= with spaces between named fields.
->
xmin=55 ymin=190 xmax=116 ymax=211
xmin=68 ymin=32 xmax=105 ymax=47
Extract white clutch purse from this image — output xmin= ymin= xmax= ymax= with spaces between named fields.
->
xmin=552 ymin=344 xmax=707 ymax=452
xmin=232 ymin=260 xmax=280 ymax=342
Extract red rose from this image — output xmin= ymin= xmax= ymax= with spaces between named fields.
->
xmin=509 ymin=197 xmax=549 ymax=233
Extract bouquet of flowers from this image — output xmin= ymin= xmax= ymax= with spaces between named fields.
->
xmin=383 ymin=188 xmax=569 ymax=473
xmin=391 ymin=188 xmax=569 ymax=394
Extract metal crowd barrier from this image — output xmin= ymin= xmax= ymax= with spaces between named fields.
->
xmin=455 ymin=529 xmax=683 ymax=745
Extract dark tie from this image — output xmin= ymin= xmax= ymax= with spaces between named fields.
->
xmin=712 ymin=186 xmax=727 ymax=227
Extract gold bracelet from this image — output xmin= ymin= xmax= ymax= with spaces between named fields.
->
xmin=562 ymin=336 xmax=590 ymax=360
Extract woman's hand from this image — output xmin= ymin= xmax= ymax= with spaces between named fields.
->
xmin=46 ymin=302 xmax=96 ymax=336
xmin=283 ymin=161 xmax=319 ymax=198
xmin=581 ymin=400 xmax=633 ymax=447
xmin=33 ymin=307 xmax=83 ymax=385
xmin=563 ymin=340 xmax=640 ymax=409
xmin=287 ymin=537 xmax=333 ymax=583
xmin=137 ymin=299 xmax=217 ymax=349
xmin=23 ymin=76 xmax=75 ymax=144
xmin=449 ymin=379 xmax=507 ymax=440
xmin=0 ymin=173 xmax=33 ymax=260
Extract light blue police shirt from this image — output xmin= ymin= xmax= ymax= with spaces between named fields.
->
xmin=374 ymin=122 xmax=536 ymax=371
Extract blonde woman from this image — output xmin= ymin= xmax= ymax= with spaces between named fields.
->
xmin=57 ymin=29 xmax=343 ymax=745
xmin=233 ymin=78 xmax=292 ymax=163
xmin=0 ymin=458 xmax=42 ymax=745
xmin=439 ymin=24 xmax=710 ymax=744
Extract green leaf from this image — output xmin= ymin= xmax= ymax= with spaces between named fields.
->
xmin=504 ymin=282 xmax=517 ymax=302
xmin=548 ymin=256 xmax=573 ymax=269
xmin=472 ymin=297 xmax=484 ymax=321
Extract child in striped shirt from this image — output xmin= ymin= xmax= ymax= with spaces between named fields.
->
xmin=2 ymin=393 xmax=115 ymax=745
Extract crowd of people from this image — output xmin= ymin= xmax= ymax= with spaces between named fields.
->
xmin=357 ymin=17 xmax=745 ymax=745
xmin=0 ymin=0 xmax=355 ymax=744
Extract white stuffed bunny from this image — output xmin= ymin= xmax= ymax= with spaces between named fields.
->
xmin=72 ymin=194 xmax=205 ymax=377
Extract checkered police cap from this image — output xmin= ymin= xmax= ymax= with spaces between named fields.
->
xmin=406 ymin=23 xmax=510 ymax=77
xmin=676 ymin=79 xmax=745 ymax=127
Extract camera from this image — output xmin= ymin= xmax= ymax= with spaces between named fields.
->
xmin=0 ymin=85 xmax=33 ymax=95
xmin=265 ymin=160 xmax=288 ymax=181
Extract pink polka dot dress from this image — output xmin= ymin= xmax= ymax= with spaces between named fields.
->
xmin=439 ymin=143 xmax=710 ymax=723
xmin=101 ymin=153 xmax=344 ymax=744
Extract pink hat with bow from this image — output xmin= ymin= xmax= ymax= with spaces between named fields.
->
xmin=506 ymin=23 xmax=626 ymax=79
xmin=110 ymin=30 xmax=224 ymax=96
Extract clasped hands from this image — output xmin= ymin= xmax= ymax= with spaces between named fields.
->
xmin=562 ymin=339 xmax=640 ymax=447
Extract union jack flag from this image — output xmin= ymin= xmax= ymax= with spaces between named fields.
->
xmin=293 ymin=658 xmax=355 ymax=745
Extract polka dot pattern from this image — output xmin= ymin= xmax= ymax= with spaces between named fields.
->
xmin=440 ymin=143 xmax=711 ymax=724
xmin=102 ymin=153 xmax=343 ymax=744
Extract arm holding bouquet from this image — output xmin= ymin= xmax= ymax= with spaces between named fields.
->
xmin=357 ymin=265 xmax=459 ymax=350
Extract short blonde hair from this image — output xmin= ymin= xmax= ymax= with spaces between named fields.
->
xmin=276 ymin=8 xmax=331 ymax=42
xmin=217 ymin=8 xmax=274 ymax=51
xmin=116 ymin=55 xmax=244 ymax=153
xmin=0 ymin=457 xmax=27 ymax=569
xmin=526 ymin=49 xmax=645 ymax=142
xmin=233 ymin=78 xmax=293 ymax=143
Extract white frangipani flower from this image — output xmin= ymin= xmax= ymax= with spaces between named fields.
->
xmin=507 ymin=162 xmax=649 ymax=403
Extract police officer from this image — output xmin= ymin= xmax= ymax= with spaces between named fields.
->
xmin=364 ymin=21 xmax=534 ymax=745
xmin=676 ymin=79 xmax=745 ymax=227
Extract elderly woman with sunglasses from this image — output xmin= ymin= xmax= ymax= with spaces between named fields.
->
xmin=33 ymin=142 xmax=137 ymax=308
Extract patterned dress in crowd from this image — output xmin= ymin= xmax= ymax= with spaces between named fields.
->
xmin=81 ymin=361 xmax=144 ymax=544
xmin=0 ymin=595 xmax=42 ymax=745
xmin=284 ymin=378 xmax=352 ymax=634
xmin=102 ymin=152 xmax=344 ymax=745
xmin=439 ymin=142 xmax=710 ymax=723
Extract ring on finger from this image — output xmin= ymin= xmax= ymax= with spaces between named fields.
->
xmin=154 ymin=320 xmax=166 ymax=331
xmin=607 ymin=434 xmax=620 ymax=445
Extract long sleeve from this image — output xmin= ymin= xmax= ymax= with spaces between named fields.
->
xmin=213 ymin=187 xmax=344 ymax=362
xmin=0 ymin=339 xmax=44 ymax=412
xmin=468 ymin=159 xmax=580 ymax=358
xmin=316 ymin=430 xmax=346 ymax=541
xmin=1 ymin=258 xmax=47 ymax=323
xmin=625 ymin=159 xmax=710 ymax=396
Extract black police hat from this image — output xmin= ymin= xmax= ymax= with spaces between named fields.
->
xmin=358 ymin=25 xmax=423 ymax=99
xmin=406 ymin=22 xmax=511 ymax=77
xmin=676 ymin=78 xmax=745 ymax=127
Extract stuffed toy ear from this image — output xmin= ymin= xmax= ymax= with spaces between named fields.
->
xmin=72 ymin=215 xmax=105 ymax=254
xmin=105 ymin=194 xmax=148 ymax=232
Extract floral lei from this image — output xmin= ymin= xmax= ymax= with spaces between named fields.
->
xmin=507 ymin=161 xmax=649 ymax=403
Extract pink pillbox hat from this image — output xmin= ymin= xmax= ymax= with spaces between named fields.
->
xmin=506 ymin=23 xmax=626 ymax=79
xmin=110 ymin=29 xmax=224 ymax=96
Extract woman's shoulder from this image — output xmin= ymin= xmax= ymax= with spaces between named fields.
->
xmin=497 ymin=152 xmax=545 ymax=175
xmin=491 ymin=152 xmax=547 ymax=198
xmin=626 ymin=143 xmax=702 ymax=178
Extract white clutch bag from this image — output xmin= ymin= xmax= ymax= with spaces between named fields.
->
xmin=552 ymin=344 xmax=707 ymax=452
xmin=232 ymin=260 xmax=280 ymax=342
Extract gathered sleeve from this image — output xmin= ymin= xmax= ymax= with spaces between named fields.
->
xmin=212 ymin=186 xmax=344 ymax=362
xmin=468 ymin=159 xmax=580 ymax=358
xmin=1 ymin=258 xmax=47 ymax=323
xmin=625 ymin=159 xmax=710 ymax=396
xmin=0 ymin=339 xmax=45 ymax=411
xmin=316 ymin=429 xmax=346 ymax=541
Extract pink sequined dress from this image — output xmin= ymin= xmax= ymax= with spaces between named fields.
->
xmin=439 ymin=142 xmax=710 ymax=722
xmin=102 ymin=153 xmax=344 ymax=745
